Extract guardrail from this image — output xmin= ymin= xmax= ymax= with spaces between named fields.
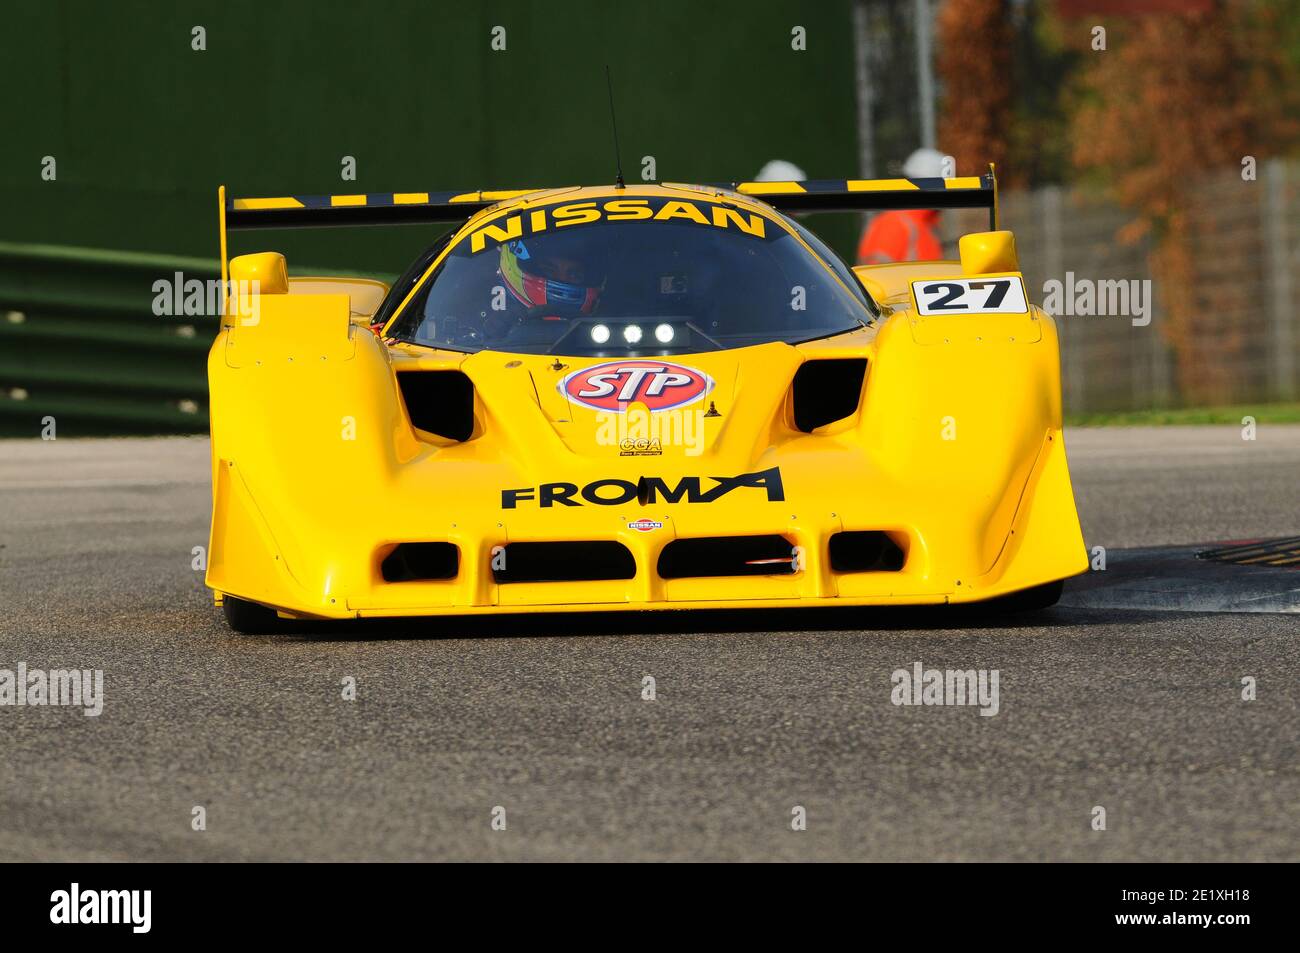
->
xmin=0 ymin=243 xmax=392 ymax=437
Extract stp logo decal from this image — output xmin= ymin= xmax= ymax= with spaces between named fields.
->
xmin=559 ymin=360 xmax=714 ymax=413
xmin=627 ymin=518 xmax=664 ymax=532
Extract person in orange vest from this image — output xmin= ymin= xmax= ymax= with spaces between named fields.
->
xmin=856 ymin=148 xmax=946 ymax=264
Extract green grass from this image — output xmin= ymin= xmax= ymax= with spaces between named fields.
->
xmin=1066 ymin=403 xmax=1300 ymax=427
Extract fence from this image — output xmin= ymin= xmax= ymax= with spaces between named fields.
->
xmin=987 ymin=158 xmax=1300 ymax=414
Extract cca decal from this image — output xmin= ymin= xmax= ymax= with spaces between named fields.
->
xmin=502 ymin=467 xmax=784 ymax=508
xmin=468 ymin=198 xmax=769 ymax=254
xmin=560 ymin=360 xmax=713 ymax=414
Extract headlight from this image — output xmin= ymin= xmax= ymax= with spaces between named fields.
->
xmin=622 ymin=324 xmax=643 ymax=344
xmin=590 ymin=324 xmax=611 ymax=344
xmin=654 ymin=323 xmax=675 ymax=343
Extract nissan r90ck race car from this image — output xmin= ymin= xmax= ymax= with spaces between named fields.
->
xmin=208 ymin=174 xmax=1087 ymax=632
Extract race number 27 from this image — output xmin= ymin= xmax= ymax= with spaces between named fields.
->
xmin=911 ymin=277 xmax=1029 ymax=316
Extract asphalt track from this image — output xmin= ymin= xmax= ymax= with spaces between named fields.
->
xmin=0 ymin=427 xmax=1296 ymax=861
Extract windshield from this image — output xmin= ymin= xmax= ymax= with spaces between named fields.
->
xmin=387 ymin=194 xmax=871 ymax=355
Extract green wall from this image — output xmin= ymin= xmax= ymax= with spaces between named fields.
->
xmin=2 ymin=0 xmax=861 ymax=271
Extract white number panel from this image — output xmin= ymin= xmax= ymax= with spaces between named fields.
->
xmin=911 ymin=277 xmax=1029 ymax=316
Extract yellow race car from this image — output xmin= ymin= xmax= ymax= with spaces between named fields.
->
xmin=208 ymin=173 xmax=1087 ymax=632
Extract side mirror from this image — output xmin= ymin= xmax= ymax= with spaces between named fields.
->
xmin=229 ymin=252 xmax=289 ymax=294
xmin=959 ymin=231 xmax=1019 ymax=275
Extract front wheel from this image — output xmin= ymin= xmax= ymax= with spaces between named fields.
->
xmin=980 ymin=579 xmax=1065 ymax=615
xmin=221 ymin=596 xmax=287 ymax=634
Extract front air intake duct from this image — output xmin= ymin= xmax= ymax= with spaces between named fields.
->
xmin=828 ymin=531 xmax=905 ymax=573
xmin=396 ymin=370 xmax=475 ymax=441
xmin=657 ymin=535 xmax=797 ymax=578
xmin=790 ymin=358 xmax=867 ymax=433
xmin=381 ymin=543 xmax=460 ymax=582
xmin=493 ymin=542 xmax=636 ymax=583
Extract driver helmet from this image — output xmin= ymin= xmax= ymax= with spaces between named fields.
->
xmin=499 ymin=236 xmax=603 ymax=317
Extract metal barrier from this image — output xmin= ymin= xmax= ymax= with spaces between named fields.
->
xmin=0 ymin=243 xmax=391 ymax=436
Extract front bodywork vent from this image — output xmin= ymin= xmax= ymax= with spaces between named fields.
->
xmin=791 ymin=358 xmax=867 ymax=432
xmin=657 ymin=535 xmax=796 ymax=579
xmin=493 ymin=541 xmax=636 ymax=583
xmin=381 ymin=542 xmax=460 ymax=582
xmin=829 ymin=531 xmax=905 ymax=573
xmin=397 ymin=370 xmax=475 ymax=441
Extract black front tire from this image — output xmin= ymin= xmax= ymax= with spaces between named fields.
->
xmin=981 ymin=579 xmax=1065 ymax=615
xmin=222 ymin=596 xmax=287 ymax=634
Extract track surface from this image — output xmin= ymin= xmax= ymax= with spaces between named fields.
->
xmin=0 ymin=427 xmax=1296 ymax=861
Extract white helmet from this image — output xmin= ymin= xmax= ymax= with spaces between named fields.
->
xmin=903 ymin=147 xmax=947 ymax=179
xmin=754 ymin=159 xmax=807 ymax=182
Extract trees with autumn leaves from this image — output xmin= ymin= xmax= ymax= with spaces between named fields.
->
xmin=936 ymin=0 xmax=1300 ymax=404
xmin=1071 ymin=2 xmax=1299 ymax=402
xmin=935 ymin=0 xmax=1012 ymax=181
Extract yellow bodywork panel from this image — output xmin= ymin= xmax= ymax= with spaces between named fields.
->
xmin=287 ymin=276 xmax=389 ymax=322
xmin=207 ymin=185 xmax=1087 ymax=619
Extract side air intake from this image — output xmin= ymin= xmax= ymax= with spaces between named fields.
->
xmin=791 ymin=359 xmax=867 ymax=433
xmin=397 ymin=370 xmax=475 ymax=441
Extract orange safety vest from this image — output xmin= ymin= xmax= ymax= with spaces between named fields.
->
xmin=856 ymin=209 xmax=943 ymax=265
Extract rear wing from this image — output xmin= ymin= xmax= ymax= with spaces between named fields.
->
xmin=217 ymin=186 xmax=548 ymax=292
xmin=224 ymin=188 xmax=545 ymax=230
xmin=222 ymin=169 xmax=997 ymax=231
xmin=216 ymin=169 xmax=997 ymax=289
xmin=724 ymin=169 xmax=998 ymax=229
